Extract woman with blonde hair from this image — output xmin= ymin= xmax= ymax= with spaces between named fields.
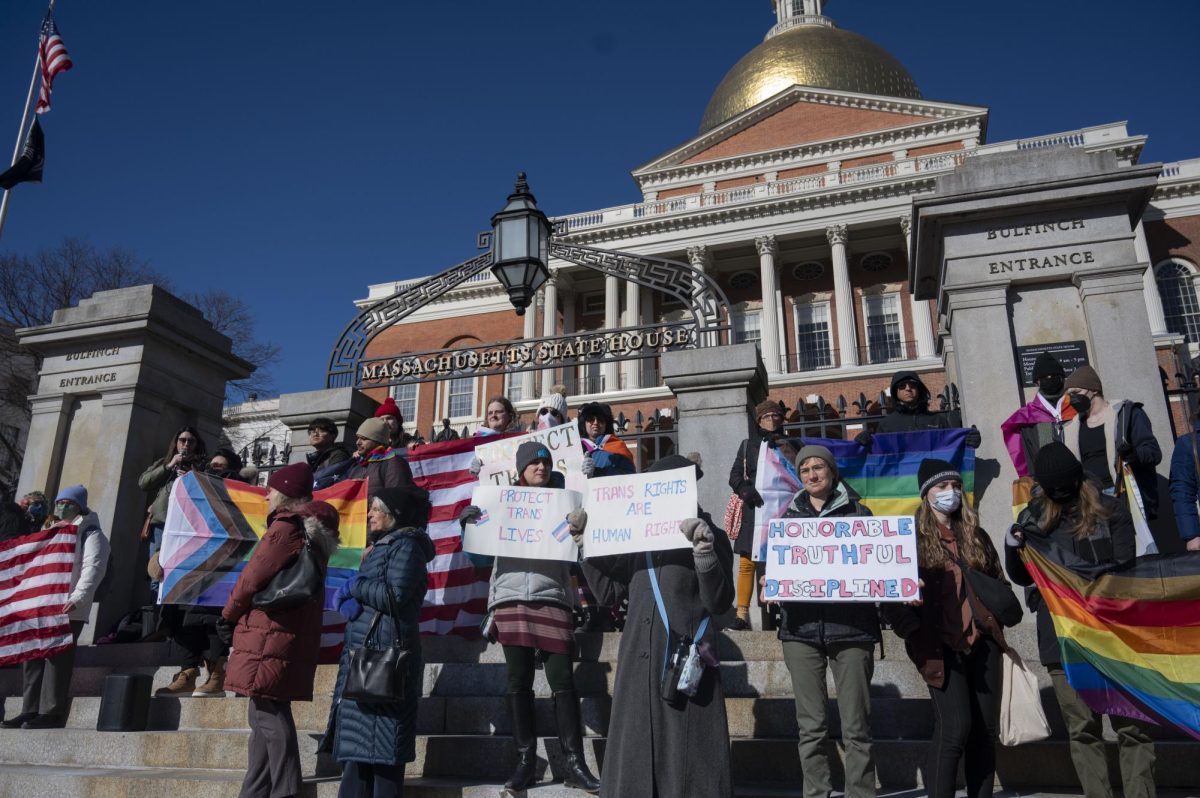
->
xmin=885 ymin=459 xmax=1007 ymax=798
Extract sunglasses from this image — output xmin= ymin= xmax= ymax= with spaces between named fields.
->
xmin=896 ymin=382 xmax=920 ymax=391
xmin=538 ymin=407 xmax=563 ymax=419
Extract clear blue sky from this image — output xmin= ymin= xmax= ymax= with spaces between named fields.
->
xmin=2 ymin=1 xmax=1197 ymax=396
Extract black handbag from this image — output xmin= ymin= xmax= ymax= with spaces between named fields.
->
xmin=252 ymin=538 xmax=324 ymax=611
xmin=943 ymin=545 xmax=1023 ymax=628
xmin=343 ymin=584 xmax=410 ymax=704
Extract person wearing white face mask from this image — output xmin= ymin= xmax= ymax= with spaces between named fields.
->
xmin=884 ymin=459 xmax=1008 ymax=798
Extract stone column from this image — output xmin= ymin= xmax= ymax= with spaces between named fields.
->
xmin=1134 ymin=221 xmax=1168 ymax=336
xmin=754 ymin=235 xmax=783 ymax=376
xmin=687 ymin=245 xmax=717 ymax=347
xmin=827 ymin=224 xmax=859 ymax=367
xmin=901 ymin=215 xmax=937 ymax=359
xmin=278 ymin=387 xmax=381 ymax=463
xmin=521 ymin=289 xmax=537 ymax=401
xmin=541 ymin=276 xmax=559 ymax=394
xmin=622 ymin=280 xmax=641 ymax=390
xmin=562 ymin=290 xmax=577 ymax=395
xmin=602 ymin=274 xmax=620 ymax=392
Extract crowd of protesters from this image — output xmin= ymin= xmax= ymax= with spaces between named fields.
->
xmin=3 ymin=350 xmax=1198 ymax=798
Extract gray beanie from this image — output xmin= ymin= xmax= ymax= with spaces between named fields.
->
xmin=794 ymin=445 xmax=838 ymax=479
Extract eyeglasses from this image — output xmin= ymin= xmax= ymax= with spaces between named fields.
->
xmin=538 ymin=407 xmax=563 ymax=419
xmin=177 ymin=436 xmax=197 ymax=443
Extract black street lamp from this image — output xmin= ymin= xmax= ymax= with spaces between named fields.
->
xmin=490 ymin=172 xmax=552 ymax=315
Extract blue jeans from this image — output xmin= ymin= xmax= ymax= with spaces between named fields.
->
xmin=148 ymin=523 xmax=164 ymax=593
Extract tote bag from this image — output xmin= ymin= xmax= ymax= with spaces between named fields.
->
xmin=999 ymin=649 xmax=1051 ymax=746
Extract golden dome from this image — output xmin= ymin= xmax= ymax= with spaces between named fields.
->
xmin=700 ymin=23 xmax=921 ymax=132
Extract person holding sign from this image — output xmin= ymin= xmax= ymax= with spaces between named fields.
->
xmin=575 ymin=455 xmax=733 ymax=798
xmin=884 ymin=460 xmax=1008 ymax=798
xmin=773 ymin=444 xmax=880 ymax=798
xmin=458 ymin=441 xmax=601 ymax=794
xmin=577 ymin=402 xmax=635 ymax=477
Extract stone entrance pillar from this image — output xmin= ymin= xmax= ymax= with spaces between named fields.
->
xmin=662 ymin=343 xmax=767 ymax=522
xmin=16 ymin=285 xmax=253 ymax=642
xmin=278 ymin=387 xmax=380 ymax=464
xmin=911 ymin=148 xmax=1166 ymax=546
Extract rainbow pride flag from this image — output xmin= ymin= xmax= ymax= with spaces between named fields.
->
xmin=1019 ymin=540 xmax=1200 ymax=740
xmin=159 ymin=472 xmax=367 ymax=610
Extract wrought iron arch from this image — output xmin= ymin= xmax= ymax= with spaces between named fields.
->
xmin=326 ymin=240 xmax=730 ymax=389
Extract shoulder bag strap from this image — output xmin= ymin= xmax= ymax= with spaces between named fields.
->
xmin=644 ymin=551 xmax=710 ymax=680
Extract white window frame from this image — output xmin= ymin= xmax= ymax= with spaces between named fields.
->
xmin=732 ymin=308 xmax=762 ymax=345
xmin=581 ymin=291 xmax=605 ymax=315
xmin=505 ymin=370 xmax=525 ymax=404
xmin=391 ymin=383 xmax=419 ymax=433
xmin=792 ymin=300 xmax=833 ymax=371
xmin=1155 ymin=257 xmax=1200 ymax=345
xmin=444 ymin=376 xmax=478 ymax=422
xmin=862 ymin=292 xmax=906 ymax=364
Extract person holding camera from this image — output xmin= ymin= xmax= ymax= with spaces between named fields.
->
xmin=575 ymin=454 xmax=733 ymax=798
xmin=140 ymin=426 xmax=208 ymax=568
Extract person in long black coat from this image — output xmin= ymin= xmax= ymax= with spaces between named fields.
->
xmin=575 ymin=455 xmax=734 ymax=798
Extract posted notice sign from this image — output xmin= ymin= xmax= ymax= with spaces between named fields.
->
xmin=582 ymin=467 xmax=697 ymax=557
xmin=474 ymin=426 xmax=586 ymax=492
xmin=462 ymin=485 xmax=583 ymax=562
xmin=762 ymin=515 xmax=919 ymax=602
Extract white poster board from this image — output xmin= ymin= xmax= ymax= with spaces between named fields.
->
xmin=462 ymin=485 xmax=582 ymax=562
xmin=762 ymin=515 xmax=919 ymax=602
xmin=474 ymin=426 xmax=586 ymax=493
xmin=581 ymin=467 xmax=697 ymax=557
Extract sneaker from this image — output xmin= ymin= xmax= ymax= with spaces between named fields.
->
xmin=192 ymin=658 xmax=226 ymax=697
xmin=727 ymin=616 xmax=751 ymax=631
xmin=155 ymin=667 xmax=200 ymax=697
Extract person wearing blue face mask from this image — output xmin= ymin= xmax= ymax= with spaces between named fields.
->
xmin=884 ymin=459 xmax=1008 ymax=798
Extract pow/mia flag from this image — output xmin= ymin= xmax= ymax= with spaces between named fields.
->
xmin=0 ymin=118 xmax=45 ymax=191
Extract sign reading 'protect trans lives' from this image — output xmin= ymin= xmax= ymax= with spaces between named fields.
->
xmin=762 ymin=515 xmax=919 ymax=603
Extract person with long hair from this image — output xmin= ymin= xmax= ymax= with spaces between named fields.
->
xmin=885 ymin=459 xmax=1007 ymax=798
xmin=458 ymin=441 xmax=601 ymax=793
xmin=479 ymin=395 xmax=520 ymax=436
xmin=1006 ymin=442 xmax=1155 ymax=798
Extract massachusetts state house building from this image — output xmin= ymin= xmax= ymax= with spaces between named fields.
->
xmin=351 ymin=1 xmax=1200 ymax=453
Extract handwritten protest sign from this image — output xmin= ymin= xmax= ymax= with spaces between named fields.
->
xmin=474 ymin=425 xmax=586 ymax=492
xmin=582 ymin=467 xmax=697 ymax=557
xmin=462 ymin=485 xmax=582 ymax=562
xmin=762 ymin=515 xmax=919 ymax=602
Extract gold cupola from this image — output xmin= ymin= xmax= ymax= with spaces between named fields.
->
xmin=700 ymin=0 xmax=922 ymax=132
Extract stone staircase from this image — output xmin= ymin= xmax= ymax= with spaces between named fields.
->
xmin=1 ymin=629 xmax=1197 ymax=797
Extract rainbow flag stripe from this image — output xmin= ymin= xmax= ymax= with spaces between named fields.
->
xmin=806 ymin=428 xmax=976 ymax=517
xmin=159 ymin=472 xmax=367 ymax=609
xmin=1020 ymin=541 xmax=1200 ymax=740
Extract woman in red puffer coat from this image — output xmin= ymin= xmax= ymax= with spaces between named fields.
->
xmin=219 ymin=462 xmax=340 ymax=798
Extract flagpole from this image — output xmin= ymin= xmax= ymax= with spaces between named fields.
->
xmin=0 ymin=0 xmax=55 ymax=240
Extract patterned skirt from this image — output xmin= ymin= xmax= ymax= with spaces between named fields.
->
xmin=492 ymin=602 xmax=574 ymax=656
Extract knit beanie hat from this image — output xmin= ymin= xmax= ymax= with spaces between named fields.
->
xmin=918 ymin=458 xmax=962 ymax=497
xmin=1032 ymin=352 xmax=1065 ymax=382
xmin=1033 ymin=442 xmax=1084 ymax=496
xmin=55 ymin=485 xmax=89 ymax=513
xmin=1064 ymin=365 xmax=1103 ymax=395
xmin=538 ymin=385 xmax=569 ymax=418
xmin=515 ymin=440 xmax=553 ymax=475
xmin=374 ymin=486 xmax=432 ymax=529
xmin=794 ymin=445 xmax=838 ymax=479
xmin=374 ymin=396 xmax=402 ymax=420
xmin=755 ymin=399 xmax=783 ymax=421
xmin=267 ymin=462 xmax=313 ymax=499
xmin=355 ymin=417 xmax=391 ymax=446
xmin=647 ymin=453 xmax=703 ymax=481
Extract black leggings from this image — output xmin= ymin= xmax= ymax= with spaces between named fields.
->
xmin=502 ymin=645 xmax=574 ymax=693
xmin=925 ymin=636 xmax=1002 ymax=798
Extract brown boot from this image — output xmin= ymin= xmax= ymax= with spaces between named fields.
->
xmin=192 ymin=658 xmax=226 ymax=697
xmin=155 ymin=667 xmax=200 ymax=697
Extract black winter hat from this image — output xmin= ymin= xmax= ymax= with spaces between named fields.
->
xmin=374 ymin=486 xmax=432 ymax=529
xmin=515 ymin=440 xmax=552 ymax=475
xmin=1032 ymin=352 xmax=1065 ymax=382
xmin=577 ymin=402 xmax=615 ymax=437
xmin=918 ymin=458 xmax=962 ymax=497
xmin=647 ymin=453 xmax=702 ymax=481
xmin=1033 ymin=442 xmax=1084 ymax=496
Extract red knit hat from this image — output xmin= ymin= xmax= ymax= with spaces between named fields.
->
xmin=375 ymin=397 xmax=402 ymax=420
xmin=267 ymin=462 xmax=313 ymax=499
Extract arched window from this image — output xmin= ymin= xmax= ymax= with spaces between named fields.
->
xmin=1156 ymin=258 xmax=1200 ymax=343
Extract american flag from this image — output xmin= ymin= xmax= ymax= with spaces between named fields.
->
xmin=35 ymin=12 xmax=73 ymax=114
xmin=408 ymin=435 xmax=517 ymax=635
xmin=0 ymin=523 xmax=78 ymax=666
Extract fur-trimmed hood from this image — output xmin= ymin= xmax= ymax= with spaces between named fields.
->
xmin=272 ymin=500 xmax=340 ymax=560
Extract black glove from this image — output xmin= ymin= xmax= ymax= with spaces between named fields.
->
xmin=736 ymin=483 xmax=764 ymax=507
xmin=854 ymin=430 xmax=873 ymax=449
xmin=1117 ymin=441 xmax=1136 ymax=461
xmin=216 ymin=618 xmax=235 ymax=647
xmin=964 ymin=426 xmax=982 ymax=448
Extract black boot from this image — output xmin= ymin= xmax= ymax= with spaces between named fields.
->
xmin=506 ymin=690 xmax=538 ymax=791
xmin=553 ymin=689 xmax=600 ymax=793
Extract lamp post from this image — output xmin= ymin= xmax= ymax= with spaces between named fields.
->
xmin=490 ymin=172 xmax=552 ymax=315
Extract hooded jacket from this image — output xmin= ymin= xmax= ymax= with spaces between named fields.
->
xmin=1063 ymin=400 xmax=1161 ymax=519
xmin=62 ymin=511 xmax=110 ymax=623
xmin=1001 ymin=394 xmax=1078 ymax=478
xmin=1169 ymin=423 xmax=1200 ymax=542
xmin=878 ymin=371 xmax=953 ymax=434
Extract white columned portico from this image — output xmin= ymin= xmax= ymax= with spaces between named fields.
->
xmin=901 ymin=215 xmax=936 ymax=359
xmin=623 ymin=280 xmax=641 ymax=389
xmin=522 ymin=286 xmax=538 ymax=400
xmin=826 ymin=224 xmax=858 ymax=367
xmin=687 ymin=245 xmax=717 ymax=347
xmin=755 ymin=235 xmax=783 ymax=377
xmin=541 ymin=276 xmax=559 ymax=395
xmin=1134 ymin=221 xmax=1168 ymax=335
xmin=603 ymin=274 xmax=620 ymax=392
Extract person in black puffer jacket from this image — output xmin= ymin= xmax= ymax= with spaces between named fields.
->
xmin=774 ymin=445 xmax=879 ymax=798
xmin=1005 ymin=442 xmax=1154 ymax=798
xmin=859 ymin=371 xmax=980 ymax=449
